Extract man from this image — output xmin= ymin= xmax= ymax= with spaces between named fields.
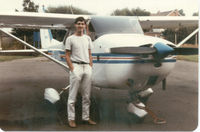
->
xmin=65 ymin=17 xmax=96 ymax=128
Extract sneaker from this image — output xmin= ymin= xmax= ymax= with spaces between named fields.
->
xmin=68 ymin=120 xmax=76 ymax=128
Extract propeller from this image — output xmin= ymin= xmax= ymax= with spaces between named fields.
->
xmin=110 ymin=42 xmax=198 ymax=67
xmin=111 ymin=42 xmax=198 ymax=56
xmin=110 ymin=46 xmax=156 ymax=54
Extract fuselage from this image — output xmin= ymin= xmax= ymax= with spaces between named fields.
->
xmin=47 ymin=33 xmax=176 ymax=91
xmin=91 ymin=34 xmax=176 ymax=90
xmin=46 ymin=16 xmax=176 ymax=91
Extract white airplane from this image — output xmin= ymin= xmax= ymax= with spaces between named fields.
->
xmin=0 ymin=11 xmax=198 ymax=123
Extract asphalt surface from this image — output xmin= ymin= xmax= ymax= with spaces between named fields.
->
xmin=0 ymin=57 xmax=198 ymax=131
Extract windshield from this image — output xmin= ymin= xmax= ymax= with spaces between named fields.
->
xmin=90 ymin=16 xmax=144 ymax=37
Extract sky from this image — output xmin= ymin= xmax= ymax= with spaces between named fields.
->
xmin=0 ymin=0 xmax=199 ymax=16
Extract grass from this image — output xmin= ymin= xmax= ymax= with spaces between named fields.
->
xmin=177 ymin=44 xmax=198 ymax=62
xmin=0 ymin=55 xmax=37 ymax=62
xmin=177 ymin=55 xmax=198 ymax=62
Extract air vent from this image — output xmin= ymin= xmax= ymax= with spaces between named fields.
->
xmin=140 ymin=44 xmax=153 ymax=47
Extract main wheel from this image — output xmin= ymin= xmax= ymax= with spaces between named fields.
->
xmin=138 ymin=96 xmax=150 ymax=105
xmin=127 ymin=96 xmax=150 ymax=124
xmin=128 ymin=113 xmax=146 ymax=124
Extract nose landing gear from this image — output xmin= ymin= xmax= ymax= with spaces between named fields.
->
xmin=127 ymin=87 xmax=166 ymax=124
xmin=127 ymin=87 xmax=153 ymax=123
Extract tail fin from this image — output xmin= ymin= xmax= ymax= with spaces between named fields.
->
xmin=39 ymin=6 xmax=53 ymax=49
xmin=40 ymin=29 xmax=53 ymax=49
xmin=39 ymin=5 xmax=62 ymax=49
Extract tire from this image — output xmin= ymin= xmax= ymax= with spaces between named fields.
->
xmin=138 ymin=96 xmax=150 ymax=105
xmin=128 ymin=112 xmax=146 ymax=124
xmin=127 ymin=96 xmax=150 ymax=124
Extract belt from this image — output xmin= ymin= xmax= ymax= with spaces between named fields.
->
xmin=72 ymin=61 xmax=89 ymax=64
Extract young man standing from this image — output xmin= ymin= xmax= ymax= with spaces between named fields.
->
xmin=65 ymin=17 xmax=96 ymax=128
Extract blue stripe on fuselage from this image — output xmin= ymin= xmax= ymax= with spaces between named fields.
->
xmin=92 ymin=53 xmax=176 ymax=63
xmin=92 ymin=59 xmax=176 ymax=64
xmin=92 ymin=53 xmax=137 ymax=57
xmin=49 ymin=52 xmax=176 ymax=64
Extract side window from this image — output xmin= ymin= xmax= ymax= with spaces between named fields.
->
xmin=63 ymin=31 xmax=68 ymax=45
xmin=88 ymin=22 xmax=96 ymax=41
xmin=63 ymin=29 xmax=73 ymax=45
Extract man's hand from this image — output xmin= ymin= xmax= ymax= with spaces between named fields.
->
xmin=89 ymin=49 xmax=93 ymax=68
xmin=66 ymin=50 xmax=74 ymax=72
xmin=70 ymin=66 xmax=74 ymax=72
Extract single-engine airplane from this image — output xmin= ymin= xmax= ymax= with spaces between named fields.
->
xmin=0 ymin=10 xmax=198 ymax=123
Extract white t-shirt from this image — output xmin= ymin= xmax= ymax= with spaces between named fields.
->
xmin=65 ymin=34 xmax=93 ymax=63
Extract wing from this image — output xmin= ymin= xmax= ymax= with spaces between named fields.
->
xmin=1 ymin=12 xmax=197 ymax=29
xmin=0 ymin=12 xmax=90 ymax=71
xmin=138 ymin=16 xmax=198 ymax=30
xmin=0 ymin=12 xmax=90 ymax=29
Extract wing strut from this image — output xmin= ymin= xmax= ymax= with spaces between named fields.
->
xmin=0 ymin=29 xmax=69 ymax=71
xmin=177 ymin=28 xmax=199 ymax=47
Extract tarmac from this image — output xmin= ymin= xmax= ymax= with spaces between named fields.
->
xmin=0 ymin=57 xmax=198 ymax=131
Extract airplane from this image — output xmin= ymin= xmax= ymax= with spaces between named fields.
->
xmin=0 ymin=10 xmax=198 ymax=123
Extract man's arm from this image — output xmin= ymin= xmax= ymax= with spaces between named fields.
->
xmin=89 ymin=49 xmax=93 ymax=67
xmin=65 ymin=50 xmax=74 ymax=71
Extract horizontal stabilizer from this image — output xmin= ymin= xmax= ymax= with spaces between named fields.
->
xmin=110 ymin=47 xmax=156 ymax=54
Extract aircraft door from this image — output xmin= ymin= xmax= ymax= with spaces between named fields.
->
xmin=88 ymin=22 xmax=97 ymax=41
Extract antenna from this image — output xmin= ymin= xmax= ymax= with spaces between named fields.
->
xmin=42 ymin=5 xmax=45 ymax=12
xmin=69 ymin=0 xmax=74 ymax=14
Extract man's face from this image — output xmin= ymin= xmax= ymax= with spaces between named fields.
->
xmin=75 ymin=21 xmax=86 ymax=32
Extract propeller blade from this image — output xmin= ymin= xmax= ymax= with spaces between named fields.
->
xmin=110 ymin=44 xmax=198 ymax=57
xmin=171 ymin=47 xmax=198 ymax=55
xmin=110 ymin=47 xmax=156 ymax=54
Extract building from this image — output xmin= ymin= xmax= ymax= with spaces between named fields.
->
xmin=151 ymin=9 xmax=182 ymax=16
xmin=144 ymin=9 xmax=182 ymax=41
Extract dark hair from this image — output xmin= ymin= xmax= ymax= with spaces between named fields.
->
xmin=74 ymin=17 xmax=86 ymax=24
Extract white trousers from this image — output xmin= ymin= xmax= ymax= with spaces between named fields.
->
xmin=68 ymin=63 xmax=92 ymax=121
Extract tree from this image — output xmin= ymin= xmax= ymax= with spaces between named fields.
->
xmin=161 ymin=9 xmax=199 ymax=45
xmin=47 ymin=6 xmax=92 ymax=15
xmin=193 ymin=12 xmax=199 ymax=16
xmin=11 ymin=0 xmax=39 ymax=48
xmin=162 ymin=29 xmax=176 ymax=43
xmin=22 ymin=0 xmax=39 ymax=12
xmin=111 ymin=8 xmax=150 ymax=16
xmin=47 ymin=6 xmax=92 ymax=41
xmin=162 ymin=26 xmax=198 ymax=44
xmin=178 ymin=9 xmax=185 ymax=16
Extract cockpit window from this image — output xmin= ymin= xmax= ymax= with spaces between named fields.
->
xmin=90 ymin=16 xmax=144 ymax=37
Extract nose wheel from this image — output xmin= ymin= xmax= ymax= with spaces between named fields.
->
xmin=127 ymin=88 xmax=153 ymax=123
xmin=127 ymin=87 xmax=166 ymax=124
